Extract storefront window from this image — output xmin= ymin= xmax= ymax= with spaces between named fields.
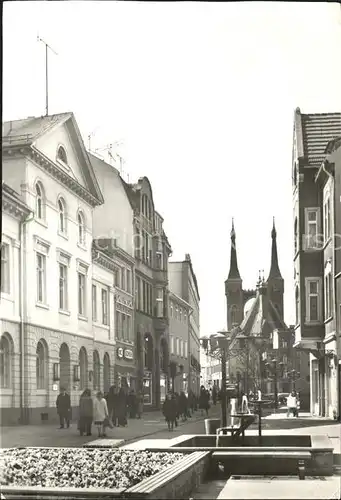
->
xmin=160 ymin=374 xmax=167 ymax=402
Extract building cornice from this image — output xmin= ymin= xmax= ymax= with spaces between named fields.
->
xmin=2 ymin=145 xmax=102 ymax=208
xmin=92 ymin=249 xmax=116 ymax=273
xmin=169 ymin=291 xmax=193 ymax=311
xmin=2 ymin=184 xmax=31 ymax=220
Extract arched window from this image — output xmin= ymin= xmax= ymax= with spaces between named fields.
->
xmin=295 ymin=286 xmax=300 ymax=325
xmin=35 ymin=182 xmax=44 ymax=220
xmin=77 ymin=211 xmax=85 ymax=245
xmin=58 ymin=198 xmax=66 ymax=234
xmin=57 ymin=146 xmax=68 ymax=165
xmin=93 ymin=350 xmax=100 ymax=391
xmin=36 ymin=340 xmax=47 ymax=390
xmin=294 ymin=218 xmax=298 ymax=254
xmin=79 ymin=347 xmax=88 ymax=390
xmin=0 ymin=334 xmax=12 ymax=389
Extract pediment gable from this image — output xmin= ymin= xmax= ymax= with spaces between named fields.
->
xmin=3 ymin=113 xmax=103 ymax=205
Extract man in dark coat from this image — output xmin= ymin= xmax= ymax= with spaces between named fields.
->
xmin=108 ymin=385 xmax=118 ymax=426
xmin=56 ymin=387 xmax=71 ymax=429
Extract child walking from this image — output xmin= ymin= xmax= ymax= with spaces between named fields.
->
xmin=94 ymin=391 xmax=109 ymax=437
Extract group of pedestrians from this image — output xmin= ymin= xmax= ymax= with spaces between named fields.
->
xmin=56 ymin=385 xmax=144 ymax=438
xmin=162 ymin=387 xmax=209 ymax=431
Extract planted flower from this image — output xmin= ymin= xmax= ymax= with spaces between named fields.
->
xmin=0 ymin=449 xmax=183 ymax=490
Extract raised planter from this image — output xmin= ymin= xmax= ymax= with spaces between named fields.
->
xmin=0 ymin=447 xmax=210 ymax=499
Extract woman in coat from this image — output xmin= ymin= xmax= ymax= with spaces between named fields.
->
xmin=78 ymin=389 xmax=93 ymax=436
xmin=199 ymin=386 xmax=210 ymax=416
xmin=163 ymin=393 xmax=178 ymax=431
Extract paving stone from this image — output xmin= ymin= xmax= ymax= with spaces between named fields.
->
xmin=83 ymin=438 xmax=124 ymax=448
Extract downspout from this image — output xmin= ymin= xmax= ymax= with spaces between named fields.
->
xmin=19 ymin=211 xmax=34 ymax=424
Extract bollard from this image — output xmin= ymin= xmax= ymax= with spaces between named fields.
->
xmin=204 ymin=418 xmax=221 ymax=435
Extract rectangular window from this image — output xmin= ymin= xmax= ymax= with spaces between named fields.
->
xmin=59 ymin=263 xmax=68 ymax=310
xmin=36 ymin=253 xmax=46 ymax=303
xmin=1 ymin=243 xmax=10 ymax=294
xmin=304 ymin=208 xmax=321 ymax=250
xmin=116 ymin=311 xmax=122 ymax=339
xmin=180 ymin=340 xmax=183 ymax=357
xmin=170 ymin=336 xmax=174 ymax=354
xmin=184 ymin=341 xmax=188 ymax=358
xmin=126 ymin=269 xmax=131 ymax=294
xmin=176 ymin=338 xmax=180 ymax=356
xmin=324 ymin=197 xmax=331 ymax=242
xmin=179 ymin=308 xmax=182 ymax=322
xmin=92 ymin=285 xmax=97 ymax=321
xmin=175 ymin=306 xmax=178 ymax=319
xmin=122 ymin=314 xmax=126 ymax=340
xmin=184 ymin=311 xmax=187 ymax=322
xmin=127 ymin=315 xmax=131 ymax=341
xmin=101 ymin=289 xmax=108 ymax=325
xmin=305 ymin=278 xmax=321 ymax=323
xmin=121 ymin=268 xmax=126 ymax=291
xmin=135 ymin=278 xmax=141 ymax=311
xmin=156 ymin=251 xmax=163 ymax=270
xmin=140 ymin=279 xmax=144 ymax=312
xmin=78 ymin=272 xmax=86 ymax=316
xmin=156 ymin=288 xmax=164 ymax=318
xmin=170 ymin=302 xmax=173 ymax=317
xmin=114 ymin=268 xmax=120 ymax=288
xmin=325 ymin=272 xmax=333 ymax=320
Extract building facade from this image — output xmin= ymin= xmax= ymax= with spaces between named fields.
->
xmin=200 ymin=349 xmax=222 ymax=389
xmin=0 ymin=113 xmax=124 ymax=424
xmin=168 ymin=291 xmax=192 ymax=395
xmin=168 ymin=254 xmax=201 ymax=396
xmin=292 ymin=108 xmax=341 ymax=418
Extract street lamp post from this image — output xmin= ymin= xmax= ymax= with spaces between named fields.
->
xmin=265 ymin=358 xmax=284 ymax=410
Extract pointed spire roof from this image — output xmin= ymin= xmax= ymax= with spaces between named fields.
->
xmin=227 ymin=218 xmax=241 ymax=280
xmin=267 ymin=217 xmax=282 ymax=281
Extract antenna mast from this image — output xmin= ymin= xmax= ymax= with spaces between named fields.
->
xmin=37 ymin=35 xmax=58 ymax=116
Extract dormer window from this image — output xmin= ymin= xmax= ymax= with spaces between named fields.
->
xmin=57 ymin=146 xmax=68 ymax=165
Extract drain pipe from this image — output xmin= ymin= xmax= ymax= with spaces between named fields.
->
xmin=19 ymin=211 xmax=34 ymax=424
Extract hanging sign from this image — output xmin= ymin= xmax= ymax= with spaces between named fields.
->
xmin=124 ymin=349 xmax=133 ymax=360
xmin=117 ymin=347 xmax=124 ymax=359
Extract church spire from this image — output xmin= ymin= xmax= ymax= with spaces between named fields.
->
xmin=227 ymin=218 xmax=241 ymax=280
xmin=267 ymin=217 xmax=282 ymax=280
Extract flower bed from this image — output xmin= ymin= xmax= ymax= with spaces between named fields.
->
xmin=0 ymin=448 xmax=183 ymax=490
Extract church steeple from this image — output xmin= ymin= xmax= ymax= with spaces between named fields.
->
xmin=225 ymin=219 xmax=243 ymax=330
xmin=266 ymin=218 xmax=284 ymax=319
xmin=228 ymin=218 xmax=241 ymax=280
xmin=267 ymin=217 xmax=282 ymax=280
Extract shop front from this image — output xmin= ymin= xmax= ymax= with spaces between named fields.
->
xmin=160 ymin=372 xmax=168 ymax=402
xmin=115 ymin=345 xmax=137 ymax=392
xmin=143 ymin=370 xmax=153 ymax=405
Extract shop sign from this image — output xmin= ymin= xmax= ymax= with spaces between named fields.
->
xmin=124 ymin=349 xmax=133 ymax=360
xmin=117 ymin=347 xmax=124 ymax=359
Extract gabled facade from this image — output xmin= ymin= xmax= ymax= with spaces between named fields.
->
xmin=291 ymin=108 xmax=341 ymax=418
xmin=1 ymin=113 xmax=112 ymax=424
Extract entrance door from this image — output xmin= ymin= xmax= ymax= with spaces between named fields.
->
xmin=311 ymin=360 xmax=319 ymax=416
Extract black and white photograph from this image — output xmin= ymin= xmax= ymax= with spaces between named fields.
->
xmin=1 ymin=1 xmax=341 ymax=499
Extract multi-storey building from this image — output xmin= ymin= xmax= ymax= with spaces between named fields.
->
xmin=128 ymin=183 xmax=172 ymax=409
xmin=200 ymin=349 xmax=222 ymax=389
xmin=89 ymin=152 xmax=136 ymax=391
xmin=168 ymin=254 xmax=201 ymax=396
xmin=0 ymin=113 xmax=123 ymax=424
xmin=225 ymin=220 xmax=309 ymax=405
xmin=292 ymin=108 xmax=341 ymax=418
xmin=168 ymin=291 xmax=192 ymax=395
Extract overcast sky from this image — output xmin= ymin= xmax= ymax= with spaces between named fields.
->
xmin=3 ymin=1 xmax=341 ymax=335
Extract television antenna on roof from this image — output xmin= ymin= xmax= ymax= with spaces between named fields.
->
xmin=37 ymin=35 xmax=58 ymax=116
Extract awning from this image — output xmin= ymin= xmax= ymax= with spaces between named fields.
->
xmin=114 ymin=364 xmax=137 ymax=377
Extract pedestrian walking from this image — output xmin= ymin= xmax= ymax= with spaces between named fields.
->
xmin=241 ymin=392 xmax=249 ymax=413
xmin=136 ymin=391 xmax=144 ymax=419
xmin=286 ymin=391 xmax=298 ymax=418
xmin=163 ymin=393 xmax=177 ymax=431
xmin=199 ymin=386 xmax=210 ymax=416
xmin=78 ymin=389 xmax=93 ymax=436
xmin=94 ymin=391 xmax=109 ymax=437
xmin=56 ymin=387 xmax=71 ymax=429
xmin=128 ymin=390 xmax=138 ymax=419
xmin=108 ymin=385 xmax=118 ymax=426
xmin=212 ymin=386 xmax=217 ymax=406
xmin=117 ymin=387 xmax=128 ymax=427
xmin=178 ymin=391 xmax=188 ymax=421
